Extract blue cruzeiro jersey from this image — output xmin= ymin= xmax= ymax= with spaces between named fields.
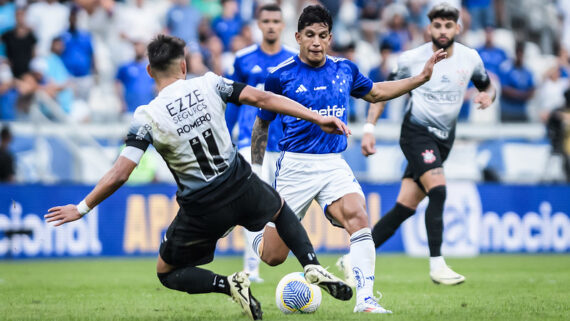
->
xmin=258 ymin=55 xmax=373 ymax=154
xmin=227 ymin=44 xmax=296 ymax=152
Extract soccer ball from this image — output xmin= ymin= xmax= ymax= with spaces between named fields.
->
xmin=275 ymin=272 xmax=322 ymax=314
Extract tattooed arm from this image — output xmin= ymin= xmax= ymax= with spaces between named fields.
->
xmin=251 ymin=116 xmax=270 ymax=168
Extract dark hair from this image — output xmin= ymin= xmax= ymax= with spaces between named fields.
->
xmin=147 ymin=35 xmax=186 ymax=72
xmin=427 ymin=2 xmax=459 ymax=22
xmin=257 ymin=3 xmax=281 ymax=17
xmin=297 ymin=5 xmax=332 ymax=32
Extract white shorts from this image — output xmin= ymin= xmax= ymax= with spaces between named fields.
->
xmin=239 ymin=147 xmax=280 ymax=185
xmin=274 ymin=152 xmax=364 ymax=226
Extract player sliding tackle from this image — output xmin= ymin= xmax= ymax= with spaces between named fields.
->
xmin=45 ymin=34 xmax=352 ymax=320
xmin=250 ymin=5 xmax=446 ymax=314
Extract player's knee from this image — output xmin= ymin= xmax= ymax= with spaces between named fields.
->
xmin=157 ymin=272 xmax=171 ymax=289
xmin=261 ymin=251 xmax=286 ymax=266
xmin=427 ymin=185 xmax=446 ymax=204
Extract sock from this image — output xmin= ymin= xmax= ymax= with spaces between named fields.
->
xmin=372 ymin=203 xmax=416 ymax=248
xmin=349 ymin=228 xmax=376 ymax=304
xmin=243 ymin=228 xmax=261 ymax=277
xmin=157 ymin=267 xmax=230 ymax=296
xmin=425 ymin=185 xmax=446 ymax=257
xmin=274 ymin=203 xmax=319 ymax=267
xmin=429 ymin=256 xmax=446 ymax=272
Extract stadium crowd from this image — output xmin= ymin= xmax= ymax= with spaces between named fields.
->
xmin=0 ymin=0 xmax=569 ymax=182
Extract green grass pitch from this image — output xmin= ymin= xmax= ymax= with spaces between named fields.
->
xmin=1 ymin=255 xmax=569 ymax=320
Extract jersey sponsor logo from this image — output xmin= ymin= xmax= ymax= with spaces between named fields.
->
xmin=166 ymin=91 xmax=208 ymax=124
xmin=441 ymin=75 xmax=451 ymax=83
xmin=136 ymin=124 xmax=152 ymax=141
xmin=423 ymin=90 xmax=461 ymax=104
xmin=428 ymin=126 xmax=449 ymax=139
xmin=313 ymin=86 xmax=327 ymax=91
xmin=295 ymin=84 xmax=308 ymax=93
xmin=303 ymin=105 xmax=346 ymax=118
xmin=176 ymin=113 xmax=212 ymax=136
xmin=251 ymin=65 xmax=262 ymax=73
xmin=421 ymin=149 xmax=436 ymax=164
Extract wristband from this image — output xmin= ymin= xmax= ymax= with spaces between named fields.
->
xmin=363 ymin=123 xmax=375 ymax=134
xmin=251 ymin=164 xmax=262 ymax=177
xmin=77 ymin=200 xmax=91 ymax=216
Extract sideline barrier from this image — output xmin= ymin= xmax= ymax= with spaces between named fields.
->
xmin=0 ymin=183 xmax=569 ymax=259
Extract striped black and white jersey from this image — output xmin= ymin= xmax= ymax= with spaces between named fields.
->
xmin=392 ymin=42 xmax=490 ymax=131
xmin=124 ymin=72 xmax=246 ymax=199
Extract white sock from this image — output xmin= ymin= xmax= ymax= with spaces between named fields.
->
xmin=349 ymin=227 xmax=376 ymax=304
xmin=244 ymin=228 xmax=262 ymax=277
xmin=429 ymin=256 xmax=446 ymax=272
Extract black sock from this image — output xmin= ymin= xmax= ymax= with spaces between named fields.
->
xmin=372 ymin=202 xmax=416 ymax=248
xmin=274 ymin=202 xmax=319 ymax=267
xmin=157 ymin=267 xmax=230 ymax=296
xmin=425 ymin=185 xmax=446 ymax=257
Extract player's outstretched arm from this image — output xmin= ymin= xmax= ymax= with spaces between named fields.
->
xmin=361 ymin=101 xmax=387 ymax=157
xmin=238 ymin=85 xmax=351 ymax=136
xmin=44 ymin=156 xmax=137 ymax=226
xmin=362 ymin=49 xmax=447 ymax=103
xmin=251 ymin=116 xmax=270 ymax=170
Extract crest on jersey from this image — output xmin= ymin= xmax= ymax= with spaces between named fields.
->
xmin=422 ymin=149 xmax=436 ymax=164
xmin=217 ymin=78 xmax=234 ymax=97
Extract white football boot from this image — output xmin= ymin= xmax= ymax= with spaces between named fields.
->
xmin=430 ymin=265 xmax=466 ymax=285
xmin=228 ymin=271 xmax=262 ymax=320
xmin=354 ymin=295 xmax=393 ymax=314
xmin=304 ymin=264 xmax=353 ymax=301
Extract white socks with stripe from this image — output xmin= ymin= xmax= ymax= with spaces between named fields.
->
xmin=244 ymin=229 xmax=261 ymax=278
xmin=350 ymin=227 xmax=376 ymax=304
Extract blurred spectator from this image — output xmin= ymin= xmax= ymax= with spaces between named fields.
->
xmin=60 ymin=6 xmax=97 ymax=102
xmin=368 ymin=40 xmax=395 ymax=120
xmin=0 ymin=124 xmax=15 ymax=182
xmin=115 ymin=41 xmax=155 ymax=116
xmin=166 ymin=0 xmax=202 ymax=52
xmin=32 ymin=37 xmax=75 ymax=117
xmin=407 ymin=0 xmax=430 ymax=30
xmin=25 ymin=0 xmax=69 ymax=57
xmin=477 ymin=26 xmax=508 ymax=77
xmin=192 ymin=0 xmax=222 ymax=19
xmin=211 ymin=0 xmax=242 ymax=52
xmin=379 ymin=4 xmax=411 ymax=53
xmin=464 ymin=0 xmax=495 ymax=30
xmin=499 ymin=42 xmax=535 ymax=122
xmin=0 ymin=0 xmax=16 ymax=56
xmin=0 ymin=57 xmax=16 ymax=119
xmin=116 ymin=0 xmax=162 ymax=64
xmin=559 ymin=0 xmax=570 ymax=53
xmin=538 ymin=66 xmax=569 ymax=123
xmin=545 ymin=89 xmax=570 ymax=182
xmin=1 ymin=8 xmax=37 ymax=79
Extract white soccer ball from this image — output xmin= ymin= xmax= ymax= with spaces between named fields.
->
xmin=275 ymin=272 xmax=322 ymax=314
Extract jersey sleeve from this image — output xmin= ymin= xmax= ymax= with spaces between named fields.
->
xmin=204 ymin=72 xmax=246 ymax=105
xmin=391 ymin=52 xmax=413 ymax=81
xmin=124 ymin=108 xmax=153 ymax=152
xmin=347 ymin=60 xmax=373 ymax=98
xmin=257 ymin=70 xmax=281 ymax=121
xmin=470 ymin=50 xmax=491 ymax=91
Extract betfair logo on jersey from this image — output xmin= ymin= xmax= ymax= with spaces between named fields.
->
xmin=423 ymin=90 xmax=461 ymax=104
xmin=298 ymin=105 xmax=345 ymax=119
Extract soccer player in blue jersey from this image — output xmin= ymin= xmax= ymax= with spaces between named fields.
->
xmin=225 ymin=3 xmax=296 ymax=283
xmin=250 ymin=5 xmax=446 ymax=314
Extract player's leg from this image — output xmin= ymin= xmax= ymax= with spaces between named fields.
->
xmin=156 ymin=209 xmax=262 ymax=320
xmin=240 ymin=173 xmax=352 ymax=301
xmin=419 ymin=167 xmax=464 ymax=285
xmin=325 ymin=193 xmax=390 ymax=313
xmin=238 ymin=147 xmax=263 ymax=282
xmin=371 ymin=176 xmax=426 ymax=248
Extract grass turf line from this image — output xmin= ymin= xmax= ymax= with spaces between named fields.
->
xmin=0 ymin=255 xmax=569 ymax=320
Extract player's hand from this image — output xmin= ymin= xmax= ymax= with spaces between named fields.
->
xmin=361 ymin=132 xmax=377 ymax=156
xmin=474 ymin=91 xmax=493 ymax=109
xmin=420 ymin=48 xmax=447 ymax=81
xmin=318 ymin=116 xmax=351 ymax=136
xmin=45 ymin=204 xmax=83 ymax=227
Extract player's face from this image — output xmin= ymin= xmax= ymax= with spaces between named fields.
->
xmin=258 ymin=10 xmax=284 ymax=45
xmin=296 ymin=23 xmax=331 ymax=67
xmin=429 ymin=18 xmax=459 ymax=49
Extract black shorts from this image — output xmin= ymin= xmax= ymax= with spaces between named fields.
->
xmin=400 ymin=113 xmax=455 ymax=187
xmin=159 ymin=173 xmax=282 ymax=267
